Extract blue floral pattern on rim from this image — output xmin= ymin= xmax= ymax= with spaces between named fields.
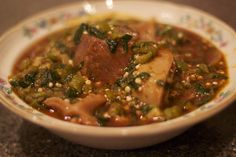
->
xmin=179 ymin=14 xmax=228 ymax=48
xmin=0 ymin=78 xmax=44 ymax=118
xmin=23 ymin=9 xmax=87 ymax=38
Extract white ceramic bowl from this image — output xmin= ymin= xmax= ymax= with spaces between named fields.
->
xmin=0 ymin=0 xmax=236 ymax=150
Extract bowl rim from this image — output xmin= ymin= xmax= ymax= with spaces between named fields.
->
xmin=0 ymin=0 xmax=236 ymax=137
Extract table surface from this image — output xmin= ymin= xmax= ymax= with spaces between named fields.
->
xmin=0 ymin=0 xmax=236 ymax=156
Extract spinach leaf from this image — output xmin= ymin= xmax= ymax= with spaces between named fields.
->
xmin=38 ymin=69 xmax=61 ymax=86
xmin=193 ymin=83 xmax=208 ymax=94
xmin=10 ymin=70 xmax=38 ymax=88
xmin=94 ymin=110 xmax=109 ymax=126
xmin=196 ymin=64 xmax=209 ymax=74
xmin=74 ymin=23 xmax=106 ymax=45
xmin=140 ymin=105 xmax=153 ymax=115
xmin=137 ymin=72 xmax=151 ymax=80
xmin=73 ymin=23 xmax=88 ymax=44
xmin=175 ymin=60 xmax=188 ymax=72
xmin=157 ymin=26 xmax=173 ymax=36
xmin=74 ymin=23 xmax=132 ymax=54
xmin=115 ymin=72 xmax=140 ymax=90
xmin=55 ymin=42 xmax=74 ymax=58
xmin=87 ymin=25 xmax=106 ymax=39
xmin=120 ymin=34 xmax=132 ymax=53
xmin=106 ymin=39 xmax=118 ymax=53
xmin=131 ymin=41 xmax=158 ymax=54
xmin=124 ymin=62 xmax=137 ymax=73
xmin=65 ymin=87 xmax=80 ymax=99
xmin=209 ymin=73 xmax=228 ymax=80
xmin=18 ymin=80 xmax=30 ymax=88
xmin=156 ymin=80 xmax=165 ymax=87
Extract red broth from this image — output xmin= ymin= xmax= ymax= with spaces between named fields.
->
xmin=9 ymin=18 xmax=228 ymax=126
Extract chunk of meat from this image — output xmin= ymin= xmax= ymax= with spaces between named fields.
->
xmin=74 ymin=35 xmax=131 ymax=84
xmin=205 ymin=48 xmax=222 ymax=66
xmin=133 ymin=49 xmax=174 ymax=107
xmin=73 ymin=21 xmax=157 ymax=84
xmin=43 ymin=94 xmax=106 ymax=126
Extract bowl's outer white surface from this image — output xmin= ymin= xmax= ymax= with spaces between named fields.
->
xmin=0 ymin=0 xmax=236 ymax=149
xmin=50 ymin=127 xmax=190 ymax=149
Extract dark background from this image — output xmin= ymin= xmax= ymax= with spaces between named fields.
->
xmin=0 ymin=0 xmax=236 ymax=156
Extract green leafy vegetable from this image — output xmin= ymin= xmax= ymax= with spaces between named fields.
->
xmin=131 ymin=41 xmax=158 ymax=54
xmin=18 ymin=79 xmax=30 ymax=88
xmin=63 ymin=73 xmax=74 ymax=83
xmin=94 ymin=110 xmax=109 ymax=126
xmin=156 ymin=25 xmax=188 ymax=45
xmin=69 ymin=75 xmax=85 ymax=91
xmin=77 ymin=61 xmax=84 ymax=70
xmin=9 ymin=79 xmax=19 ymax=87
xmin=140 ymin=105 xmax=152 ymax=115
xmin=124 ymin=62 xmax=137 ymax=73
xmin=131 ymin=42 xmax=159 ymax=64
xmin=87 ymin=25 xmax=106 ymax=39
xmin=74 ymin=23 xmax=106 ymax=45
xmin=135 ymin=51 xmax=155 ymax=64
xmin=209 ymin=73 xmax=228 ymax=80
xmin=38 ymin=69 xmax=61 ymax=86
xmin=157 ymin=26 xmax=173 ymax=36
xmin=120 ymin=34 xmax=132 ymax=53
xmin=156 ymin=80 xmax=165 ymax=87
xmin=10 ymin=70 xmax=38 ymax=88
xmin=128 ymin=80 xmax=140 ymax=90
xmin=31 ymin=101 xmax=49 ymax=110
xmin=55 ymin=42 xmax=74 ymax=58
xmin=137 ymin=72 xmax=151 ymax=80
xmin=193 ymin=83 xmax=208 ymax=94
xmin=73 ymin=23 xmax=88 ymax=44
xmin=65 ymin=87 xmax=80 ymax=99
xmin=106 ymin=34 xmax=132 ymax=53
xmin=164 ymin=105 xmax=182 ymax=119
xmin=196 ymin=64 xmax=209 ymax=74
xmin=175 ymin=60 xmax=188 ymax=72
xmin=115 ymin=72 xmax=141 ymax=90
xmin=106 ymin=39 xmax=118 ymax=53
xmin=74 ymin=23 xmax=133 ymax=53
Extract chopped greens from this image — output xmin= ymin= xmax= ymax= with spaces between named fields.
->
xmin=94 ymin=109 xmax=110 ymax=126
xmin=131 ymin=42 xmax=159 ymax=63
xmin=106 ymin=39 xmax=118 ymax=53
xmin=87 ymin=25 xmax=106 ymax=39
xmin=73 ymin=23 xmax=89 ymax=44
xmin=137 ymin=72 xmax=151 ymax=80
xmin=38 ymin=69 xmax=61 ymax=86
xmin=196 ymin=64 xmax=209 ymax=74
xmin=65 ymin=87 xmax=80 ymax=99
xmin=10 ymin=70 xmax=38 ymax=88
xmin=74 ymin=23 xmax=133 ymax=53
xmin=156 ymin=80 xmax=165 ymax=87
xmin=135 ymin=51 xmax=155 ymax=64
xmin=209 ymin=73 xmax=228 ymax=79
xmin=175 ymin=60 xmax=188 ymax=72
xmin=193 ymin=83 xmax=208 ymax=94
xmin=55 ymin=42 xmax=74 ymax=58
xmin=156 ymin=25 xmax=188 ymax=45
xmin=120 ymin=34 xmax=133 ymax=53
xmin=9 ymin=17 xmax=228 ymax=127
xmin=140 ymin=105 xmax=153 ymax=115
xmin=132 ymin=41 xmax=158 ymax=54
